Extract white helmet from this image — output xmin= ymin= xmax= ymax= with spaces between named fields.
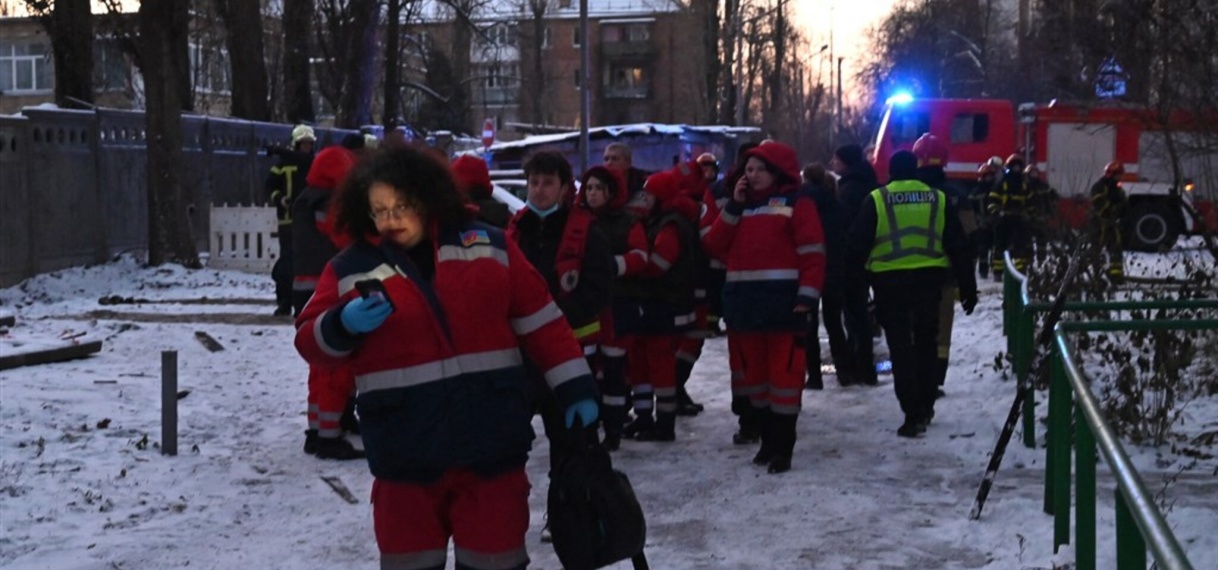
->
xmin=290 ymin=124 xmax=316 ymax=147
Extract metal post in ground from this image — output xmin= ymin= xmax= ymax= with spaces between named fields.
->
xmin=162 ymin=351 xmax=178 ymax=456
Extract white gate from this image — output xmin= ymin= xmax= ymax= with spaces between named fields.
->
xmin=208 ymin=204 xmax=278 ymax=273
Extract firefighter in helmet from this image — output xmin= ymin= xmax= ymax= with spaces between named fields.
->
xmin=1024 ymin=162 xmax=1059 ymax=262
xmin=973 ymin=157 xmax=1003 ymax=278
xmin=1090 ymin=161 xmax=1128 ymax=281
xmin=986 ymin=153 xmax=1035 ymax=276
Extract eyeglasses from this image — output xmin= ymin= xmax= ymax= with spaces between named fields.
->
xmin=369 ymin=204 xmax=418 ymax=221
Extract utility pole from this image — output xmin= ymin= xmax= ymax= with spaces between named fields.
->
xmin=837 ymin=56 xmax=843 ymax=140
xmin=579 ymin=0 xmax=590 ymax=173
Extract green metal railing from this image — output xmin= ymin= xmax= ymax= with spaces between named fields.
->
xmin=1046 ymin=320 xmax=1214 ymax=570
xmin=1001 ymin=252 xmax=1218 ymax=448
xmin=1000 ymin=251 xmax=1213 ymax=569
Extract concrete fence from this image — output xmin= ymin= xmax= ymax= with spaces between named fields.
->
xmin=0 ymin=107 xmax=356 ymax=287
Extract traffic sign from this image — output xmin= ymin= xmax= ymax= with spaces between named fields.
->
xmin=481 ymin=118 xmax=496 ymax=148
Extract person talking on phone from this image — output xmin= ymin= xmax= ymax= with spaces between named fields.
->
xmin=702 ymin=140 xmax=827 ymax=474
xmin=294 ymin=145 xmax=599 ymax=570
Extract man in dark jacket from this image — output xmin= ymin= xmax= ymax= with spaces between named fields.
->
xmin=845 ymin=150 xmax=978 ymax=438
xmin=603 ymin=142 xmax=650 ymax=200
xmin=830 ymin=143 xmax=879 ymax=386
xmin=265 ymin=124 xmax=315 ymax=316
xmin=801 ymin=163 xmax=849 ymax=390
xmin=452 ymin=155 xmax=512 ymax=228
xmin=508 ymin=151 xmax=613 ymax=463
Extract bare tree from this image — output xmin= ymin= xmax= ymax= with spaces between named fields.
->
xmin=337 ymin=0 xmax=380 ymax=128
xmin=215 ymin=0 xmax=270 ymax=121
xmin=137 ymin=0 xmax=200 ymax=267
xmin=23 ymin=0 xmax=93 ymax=108
xmin=383 ymin=0 xmax=405 ymax=126
xmin=520 ymin=0 xmax=552 ymax=127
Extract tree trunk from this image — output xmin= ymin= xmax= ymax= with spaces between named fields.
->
xmin=719 ymin=0 xmax=738 ymax=125
xmin=382 ymin=0 xmax=403 ymax=126
xmin=528 ymin=0 xmax=548 ymax=126
xmin=695 ymin=0 xmax=719 ymax=124
xmin=337 ymin=0 xmax=378 ymax=128
xmin=46 ymin=0 xmax=93 ymax=108
xmin=139 ymin=0 xmax=200 ymax=268
xmin=449 ymin=2 xmax=474 ymax=132
xmin=282 ymin=0 xmax=315 ymax=123
xmin=216 ymin=0 xmax=269 ymax=121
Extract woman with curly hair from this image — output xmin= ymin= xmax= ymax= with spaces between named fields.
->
xmin=295 ymin=145 xmax=599 ymax=570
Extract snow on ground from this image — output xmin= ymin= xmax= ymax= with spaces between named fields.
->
xmin=1 ymin=256 xmax=1215 ymax=569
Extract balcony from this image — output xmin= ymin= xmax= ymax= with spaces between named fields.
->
xmin=600 ymin=41 xmax=654 ymax=59
xmin=602 ymin=85 xmax=650 ymax=99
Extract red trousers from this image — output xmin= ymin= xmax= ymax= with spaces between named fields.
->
xmin=734 ymin=332 xmax=806 ymax=414
xmin=372 ymin=467 xmax=531 ymax=570
xmin=307 ymin=364 xmax=354 ymax=438
xmin=628 ymin=335 xmax=678 ymax=413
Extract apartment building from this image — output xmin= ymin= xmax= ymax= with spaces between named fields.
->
xmin=416 ymin=0 xmax=709 ymax=136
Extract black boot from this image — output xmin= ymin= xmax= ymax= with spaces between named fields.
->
xmin=601 ymin=403 xmax=627 ymax=451
xmin=804 ymin=372 xmax=824 ymax=391
xmin=675 ymin=359 xmax=704 ymax=416
xmin=340 ymin=398 xmax=360 ymax=435
xmin=303 ymin=429 xmax=318 ymax=455
xmin=313 ymin=436 xmax=365 ymax=460
xmin=675 ymin=387 xmax=704 ymax=416
xmin=733 ymin=405 xmax=762 ymax=445
xmin=274 ymin=305 xmax=291 ymax=317
xmin=622 ymin=413 xmax=654 ymax=439
xmin=635 ymin=412 xmax=676 ymax=442
xmin=751 ymin=409 xmax=775 ymax=465
xmin=766 ymin=414 xmax=797 ymax=474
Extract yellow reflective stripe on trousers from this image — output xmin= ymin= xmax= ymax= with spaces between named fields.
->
xmin=356 ymin=348 xmax=523 ymax=394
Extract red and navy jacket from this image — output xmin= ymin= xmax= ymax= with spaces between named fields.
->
xmin=290 ymin=147 xmax=354 ymax=294
xmin=701 ymin=143 xmax=827 ymax=332
xmin=294 ymin=222 xmax=598 ymax=483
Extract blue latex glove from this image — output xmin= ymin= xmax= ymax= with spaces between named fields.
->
xmin=564 ymin=398 xmax=599 ymax=428
xmin=340 ymin=295 xmax=393 ymax=334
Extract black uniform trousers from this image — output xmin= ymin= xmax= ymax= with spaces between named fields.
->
xmin=841 ymin=283 xmax=877 ymax=384
xmin=871 ymin=268 xmax=945 ymax=422
xmin=805 ymin=289 xmax=849 ymax=383
xmin=272 ymin=226 xmax=294 ymax=312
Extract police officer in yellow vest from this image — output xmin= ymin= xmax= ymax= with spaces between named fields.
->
xmin=845 ymin=150 xmax=978 ymax=438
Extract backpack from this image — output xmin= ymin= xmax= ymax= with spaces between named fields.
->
xmin=547 ymin=430 xmax=648 ymax=570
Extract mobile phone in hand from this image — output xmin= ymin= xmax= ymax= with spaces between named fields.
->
xmin=354 ymin=279 xmax=395 ymax=312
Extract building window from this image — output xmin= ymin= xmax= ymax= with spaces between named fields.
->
xmin=572 ymin=26 xmax=581 ymax=48
xmin=0 ymin=41 xmax=53 ymax=93
xmin=543 ymin=26 xmax=552 ymax=49
xmin=604 ymin=65 xmax=648 ymax=98
xmin=573 ymin=68 xmax=580 ymax=89
xmin=483 ymin=23 xmax=517 ymax=47
xmin=190 ymin=43 xmax=231 ymax=94
xmin=627 ymin=24 xmax=650 ymax=42
xmin=93 ymin=39 xmax=127 ymax=92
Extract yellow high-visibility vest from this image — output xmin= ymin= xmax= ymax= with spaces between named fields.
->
xmin=867 ymin=179 xmax=950 ymax=273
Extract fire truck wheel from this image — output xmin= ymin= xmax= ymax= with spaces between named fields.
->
xmin=1125 ymin=202 xmax=1181 ymax=252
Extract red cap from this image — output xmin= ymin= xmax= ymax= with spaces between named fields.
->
xmin=744 ymin=141 xmax=801 ymax=185
xmin=306 ymin=146 xmax=355 ymax=190
xmin=451 ymin=155 xmax=493 ymax=199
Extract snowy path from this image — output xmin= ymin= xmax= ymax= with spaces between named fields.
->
xmin=2 ymin=269 xmax=1215 ymax=569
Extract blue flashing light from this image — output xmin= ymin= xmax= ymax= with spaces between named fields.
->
xmin=886 ymin=92 xmax=914 ymax=106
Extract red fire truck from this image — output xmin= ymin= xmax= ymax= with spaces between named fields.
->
xmin=870 ymin=97 xmax=1217 ymax=251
